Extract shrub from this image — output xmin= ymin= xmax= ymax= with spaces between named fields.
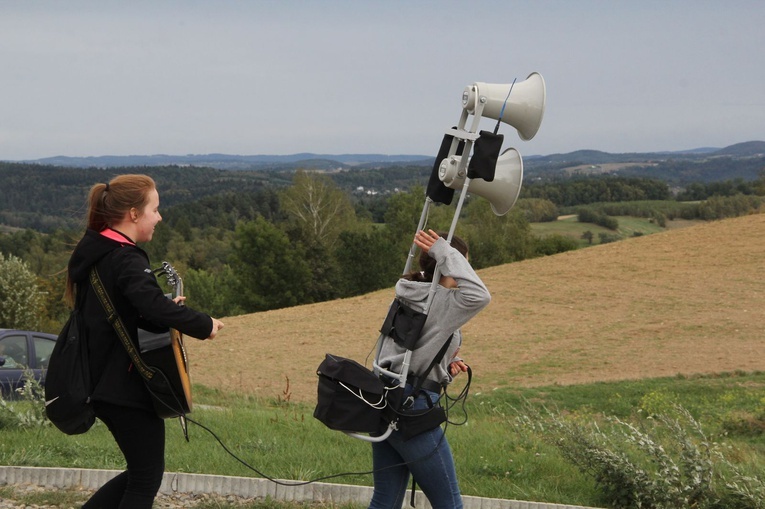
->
xmin=598 ymin=232 xmax=621 ymax=244
xmin=577 ymin=208 xmax=619 ymax=230
xmin=0 ymin=369 xmax=49 ymax=429
xmin=514 ymin=403 xmax=765 ymax=509
xmin=517 ymin=198 xmax=560 ymax=222
xmin=534 ymin=234 xmax=579 ymax=256
xmin=0 ymin=253 xmax=44 ymax=330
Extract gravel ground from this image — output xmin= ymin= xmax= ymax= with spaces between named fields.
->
xmin=0 ymin=483 xmax=263 ymax=508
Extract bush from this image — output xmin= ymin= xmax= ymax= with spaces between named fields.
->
xmin=577 ymin=208 xmax=619 ymax=230
xmin=515 ymin=403 xmax=765 ymax=509
xmin=598 ymin=232 xmax=621 ymax=244
xmin=534 ymin=234 xmax=579 ymax=256
xmin=0 ymin=369 xmax=49 ymax=429
xmin=517 ymin=198 xmax=560 ymax=222
xmin=0 ymin=253 xmax=44 ymax=330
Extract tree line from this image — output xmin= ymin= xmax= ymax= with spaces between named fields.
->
xmin=1 ymin=167 xmax=764 ymax=333
xmin=0 ymin=171 xmax=575 ymax=332
xmin=2 ymin=160 xmax=764 ymax=233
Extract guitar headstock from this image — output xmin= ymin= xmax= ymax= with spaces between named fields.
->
xmin=156 ymin=261 xmax=184 ymax=299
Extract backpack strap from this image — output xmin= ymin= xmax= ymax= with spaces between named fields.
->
xmin=89 ymin=266 xmax=156 ymax=382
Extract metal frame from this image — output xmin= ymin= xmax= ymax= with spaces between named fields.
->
xmin=347 ymin=98 xmax=491 ymax=443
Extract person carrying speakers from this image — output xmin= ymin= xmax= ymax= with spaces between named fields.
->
xmin=369 ymin=229 xmax=491 ymax=509
xmin=65 ymin=174 xmax=224 ymax=509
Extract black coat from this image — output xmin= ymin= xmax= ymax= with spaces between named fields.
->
xmin=68 ymin=229 xmax=213 ymax=410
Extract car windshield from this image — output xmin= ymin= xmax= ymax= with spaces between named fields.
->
xmin=0 ymin=334 xmax=28 ymax=369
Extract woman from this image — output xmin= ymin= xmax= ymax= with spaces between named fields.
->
xmin=65 ymin=174 xmax=224 ymax=508
xmin=370 ymin=229 xmax=491 ymax=509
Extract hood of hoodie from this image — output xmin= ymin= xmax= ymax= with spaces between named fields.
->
xmin=68 ymin=229 xmax=138 ymax=285
xmin=394 ymin=278 xmax=432 ymax=313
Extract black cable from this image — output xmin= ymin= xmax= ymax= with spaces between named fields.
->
xmin=144 ymin=372 xmax=453 ymax=487
xmin=443 ymin=366 xmax=472 ymax=426
xmin=145 ymin=359 xmax=472 ymax=488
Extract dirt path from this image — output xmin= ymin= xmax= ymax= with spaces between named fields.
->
xmin=186 ymin=214 xmax=765 ymax=404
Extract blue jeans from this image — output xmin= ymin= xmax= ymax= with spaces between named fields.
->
xmin=369 ymin=389 xmax=462 ymax=509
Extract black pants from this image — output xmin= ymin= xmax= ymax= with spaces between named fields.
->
xmin=82 ymin=402 xmax=165 ymax=509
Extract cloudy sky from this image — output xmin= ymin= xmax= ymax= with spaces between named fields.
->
xmin=1 ymin=0 xmax=763 ymax=161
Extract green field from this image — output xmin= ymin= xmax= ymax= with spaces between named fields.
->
xmin=2 ymin=372 xmax=764 ymax=508
xmin=532 ymin=215 xmax=669 ymax=247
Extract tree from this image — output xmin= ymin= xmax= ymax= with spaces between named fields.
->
xmin=0 ymin=253 xmax=43 ymax=330
xmin=517 ymin=198 xmax=559 ymax=222
xmin=334 ymin=229 xmax=404 ymax=296
xmin=535 ymin=234 xmax=579 ymax=256
xmin=462 ymin=199 xmax=536 ymax=269
xmin=184 ymin=266 xmax=245 ymax=318
xmin=231 ymin=216 xmax=313 ymax=312
xmin=279 ymin=171 xmax=357 ymax=250
xmin=383 ymin=186 xmax=429 ymax=242
xmin=383 ymin=186 xmax=454 ymax=260
xmin=756 ymin=168 xmax=765 ymax=196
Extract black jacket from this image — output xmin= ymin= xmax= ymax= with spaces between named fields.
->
xmin=68 ymin=229 xmax=213 ymax=410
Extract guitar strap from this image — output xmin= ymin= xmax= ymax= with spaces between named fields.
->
xmin=91 ymin=266 xmax=190 ymax=439
xmin=89 ymin=266 xmax=156 ymax=382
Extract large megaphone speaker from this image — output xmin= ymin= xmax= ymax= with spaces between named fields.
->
xmin=438 ymin=147 xmax=523 ymax=216
xmin=462 ymin=72 xmax=546 ymax=141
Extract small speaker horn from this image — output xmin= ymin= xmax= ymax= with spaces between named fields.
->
xmin=438 ymin=147 xmax=523 ymax=216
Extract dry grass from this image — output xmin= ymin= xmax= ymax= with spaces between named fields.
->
xmin=186 ymin=213 xmax=765 ymax=404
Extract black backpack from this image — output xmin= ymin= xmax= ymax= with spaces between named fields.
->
xmin=44 ymin=303 xmax=96 ymax=435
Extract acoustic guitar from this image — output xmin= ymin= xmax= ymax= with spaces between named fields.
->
xmin=138 ymin=262 xmax=193 ymax=421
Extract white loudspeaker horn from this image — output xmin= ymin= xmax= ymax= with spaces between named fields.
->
xmin=462 ymin=72 xmax=546 ymax=141
xmin=438 ymin=148 xmax=523 ymax=216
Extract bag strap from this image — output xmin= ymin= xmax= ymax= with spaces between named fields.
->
xmin=89 ymin=266 xmax=156 ymax=382
xmin=402 ymin=333 xmax=453 ymax=410
xmin=400 ymin=335 xmax=455 ymax=505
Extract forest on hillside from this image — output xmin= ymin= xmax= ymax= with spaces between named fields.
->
xmin=1 ymin=158 xmax=764 ymax=333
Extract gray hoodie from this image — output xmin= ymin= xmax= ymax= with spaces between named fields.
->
xmin=374 ymin=237 xmax=491 ymax=388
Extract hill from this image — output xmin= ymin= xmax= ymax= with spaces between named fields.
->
xmin=522 ymin=141 xmax=765 ymax=183
xmin=9 ymin=140 xmax=765 ymax=171
xmin=187 ymin=213 xmax=765 ymax=403
xmin=16 ymin=152 xmax=433 ymax=170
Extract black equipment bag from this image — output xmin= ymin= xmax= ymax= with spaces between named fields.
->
xmin=314 ymin=354 xmax=391 ymax=434
xmin=426 ymin=131 xmax=461 ymax=205
xmin=389 ymin=334 xmax=452 ymax=441
xmin=467 ymin=131 xmax=504 ymax=182
xmin=380 ymin=299 xmax=427 ymax=351
xmin=396 ymin=405 xmax=447 ymax=441
xmin=44 ymin=309 xmax=96 ymax=435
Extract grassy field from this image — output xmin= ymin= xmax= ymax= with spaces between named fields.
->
xmin=1 ymin=371 xmax=764 ymax=507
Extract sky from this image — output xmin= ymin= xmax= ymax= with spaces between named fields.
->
xmin=1 ymin=0 xmax=763 ymax=161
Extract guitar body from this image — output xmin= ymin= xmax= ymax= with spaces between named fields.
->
xmin=140 ymin=329 xmax=192 ymax=418
xmin=137 ymin=262 xmax=193 ymax=419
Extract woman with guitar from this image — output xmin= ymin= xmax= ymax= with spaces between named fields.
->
xmin=65 ymin=174 xmax=224 ymax=509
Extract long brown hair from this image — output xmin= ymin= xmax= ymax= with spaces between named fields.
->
xmin=86 ymin=174 xmax=156 ymax=232
xmin=65 ymin=174 xmax=157 ymax=307
xmin=403 ymin=232 xmax=469 ymax=282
